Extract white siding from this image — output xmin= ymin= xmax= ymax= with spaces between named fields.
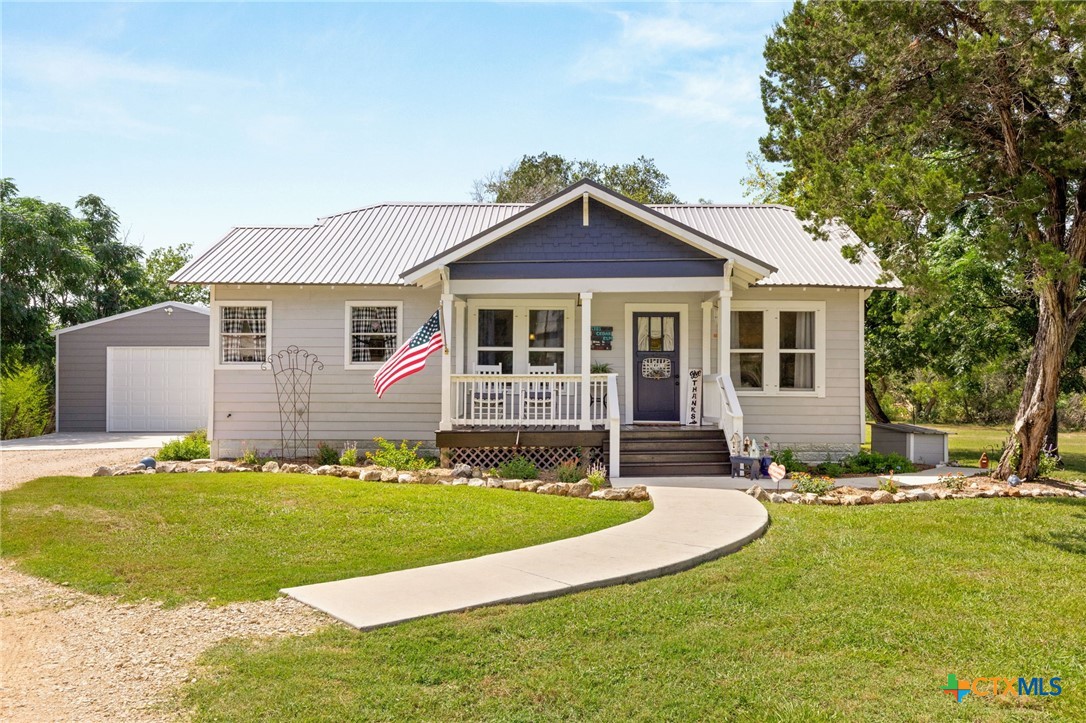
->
xmin=730 ymin=287 xmax=863 ymax=458
xmin=212 ymin=285 xmax=441 ymax=456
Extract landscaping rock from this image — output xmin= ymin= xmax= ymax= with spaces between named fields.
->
xmin=472 ymin=467 xmax=484 ymax=478
xmin=132 ymin=463 xmax=147 ymax=471
xmin=801 ymin=493 xmax=820 ymax=505
xmin=92 ymin=466 xmax=113 ymax=477
xmin=911 ymin=491 xmax=935 ymax=502
xmin=538 ymin=483 xmax=568 ymax=496
xmin=892 ymin=492 xmax=910 ymax=503
xmin=343 ymin=467 xmax=360 ymax=479
xmin=157 ymin=462 xmax=176 ymax=474
xmin=312 ymin=465 xmax=334 ymax=476
xmin=818 ymin=495 xmax=840 ymax=505
xmin=746 ymin=485 xmax=769 ymax=502
xmin=781 ymin=491 xmax=801 ymax=504
xmin=486 ymin=477 xmax=504 ymax=489
xmin=871 ymin=490 xmax=894 ymax=504
xmin=628 ymin=485 xmax=650 ymax=502
xmin=467 ymin=478 xmax=486 ymax=487
xmin=398 ymin=473 xmax=418 ymax=484
xmin=600 ymin=488 xmax=629 ymax=501
xmin=451 ymin=463 xmax=472 ymax=479
xmin=451 ymin=478 xmax=469 ymax=486
xmin=425 ymin=468 xmax=454 ymax=479
xmin=519 ymin=480 xmax=543 ymax=492
xmin=568 ymin=481 xmax=593 ymax=498
xmin=143 ymin=468 xmax=157 ymax=474
xmin=195 ymin=467 xmax=212 ymax=473
xmin=768 ymin=493 xmax=786 ymax=504
xmin=857 ymin=494 xmax=874 ymax=505
xmin=379 ymin=470 xmax=399 ymax=482
xmin=262 ymin=460 xmax=280 ymax=473
xmin=191 ymin=459 xmax=214 ymax=465
xmin=214 ymin=462 xmax=237 ymax=473
xmin=502 ymin=479 xmax=522 ymax=491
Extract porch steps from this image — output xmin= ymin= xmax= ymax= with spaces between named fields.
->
xmin=607 ymin=428 xmax=731 ymax=477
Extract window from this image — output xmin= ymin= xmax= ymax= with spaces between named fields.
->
xmin=477 ymin=308 xmax=514 ymax=372
xmin=345 ymin=303 xmax=401 ymax=368
xmin=528 ymin=309 xmax=565 ymax=371
xmin=636 ymin=314 xmax=675 ymax=352
xmin=469 ymin=301 xmax=573 ymax=373
xmin=730 ymin=311 xmax=763 ymax=390
xmin=219 ymin=304 xmax=269 ymax=365
xmin=730 ymin=303 xmax=824 ymax=395
xmin=779 ymin=310 xmax=815 ymax=391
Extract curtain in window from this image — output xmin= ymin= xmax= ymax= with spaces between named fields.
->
xmin=351 ymin=306 xmax=398 ymax=362
xmin=784 ymin=311 xmax=814 ymax=389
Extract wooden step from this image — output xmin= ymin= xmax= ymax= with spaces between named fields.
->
xmin=619 ymin=450 xmax=729 ymax=465
xmin=619 ymin=428 xmax=725 ymax=441
xmin=619 ymin=460 xmax=732 ymax=477
xmin=609 ymin=439 xmax=727 ymax=453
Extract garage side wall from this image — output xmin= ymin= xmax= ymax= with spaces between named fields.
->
xmin=56 ymin=308 xmax=209 ymax=432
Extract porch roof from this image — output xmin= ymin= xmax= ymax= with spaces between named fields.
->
xmin=171 ymin=181 xmax=898 ymax=290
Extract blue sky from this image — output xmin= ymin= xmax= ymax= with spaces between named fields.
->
xmin=3 ymin=2 xmax=789 ymax=254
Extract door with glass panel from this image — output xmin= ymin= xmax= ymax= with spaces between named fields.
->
xmin=632 ymin=312 xmax=680 ymax=421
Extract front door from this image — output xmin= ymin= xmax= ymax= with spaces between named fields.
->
xmin=632 ymin=312 xmax=680 ymax=421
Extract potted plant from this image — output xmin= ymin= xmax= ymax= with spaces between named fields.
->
xmin=589 ymin=362 xmax=612 ymax=407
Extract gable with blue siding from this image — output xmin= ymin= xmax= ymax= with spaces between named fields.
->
xmin=448 ymin=198 xmax=727 ymax=279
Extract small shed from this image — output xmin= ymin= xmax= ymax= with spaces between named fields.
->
xmin=53 ymin=302 xmax=210 ymax=433
xmin=869 ymin=422 xmax=949 ymax=465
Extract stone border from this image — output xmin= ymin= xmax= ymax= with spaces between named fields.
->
xmin=89 ymin=460 xmax=649 ymax=503
xmin=745 ymin=483 xmax=1085 ymax=505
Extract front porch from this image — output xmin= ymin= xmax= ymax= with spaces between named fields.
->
xmin=434 ymin=281 xmax=747 ymax=479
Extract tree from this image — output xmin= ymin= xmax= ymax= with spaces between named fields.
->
xmin=128 ymin=243 xmax=209 ymax=307
xmin=760 ymin=1 xmax=1086 ymax=479
xmin=473 ymin=153 xmax=680 ymax=204
xmin=0 ymin=179 xmax=97 ymax=370
xmin=77 ymin=194 xmax=144 ymax=320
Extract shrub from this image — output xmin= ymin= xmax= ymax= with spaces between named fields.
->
xmin=790 ymin=472 xmax=835 ymax=496
xmin=878 ymin=476 xmax=899 ymax=494
xmin=314 ymin=442 xmax=339 ymax=466
xmin=498 ymin=455 xmax=538 ymax=480
xmin=1037 ymin=442 xmax=1061 ymax=478
xmin=940 ymin=473 xmax=967 ymax=491
xmin=554 ymin=459 xmax=584 ymax=484
xmin=0 ymin=362 xmax=51 ymax=439
xmin=157 ymin=429 xmax=210 ymax=461
xmin=365 ymin=437 xmax=435 ymax=471
xmin=772 ymin=448 xmax=809 ymax=473
xmin=238 ymin=447 xmax=262 ymax=466
xmin=339 ymin=443 xmax=359 ymax=467
xmin=838 ymin=450 xmax=915 ymax=475
xmin=814 ymin=462 xmax=845 ymax=478
xmin=586 ymin=459 xmax=608 ymax=490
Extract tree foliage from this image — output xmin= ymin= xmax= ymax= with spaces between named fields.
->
xmin=473 ymin=153 xmax=680 ymax=204
xmin=760 ymin=1 xmax=1086 ymax=478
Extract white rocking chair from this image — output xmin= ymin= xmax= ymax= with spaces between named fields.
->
xmin=471 ymin=364 xmax=506 ymax=423
xmin=521 ymin=364 xmax=557 ymax=423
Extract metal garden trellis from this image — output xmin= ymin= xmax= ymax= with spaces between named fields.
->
xmin=262 ymin=346 xmax=323 ymax=460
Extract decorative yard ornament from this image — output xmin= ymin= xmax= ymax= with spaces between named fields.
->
xmin=373 ymin=310 xmax=444 ymax=397
xmin=979 ymin=452 xmax=989 ymax=470
xmin=768 ymin=462 xmax=787 ymax=492
xmin=263 ymin=346 xmax=324 ymax=461
xmin=140 ymin=457 xmax=156 ymax=469
xmin=730 ymin=432 xmax=741 ymax=454
xmin=1008 ymin=475 xmax=1021 ymax=487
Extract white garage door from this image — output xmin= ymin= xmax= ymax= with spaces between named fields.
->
xmin=107 ymin=347 xmax=210 ymax=432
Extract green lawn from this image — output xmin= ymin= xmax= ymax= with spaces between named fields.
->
xmin=180 ymin=498 xmax=1086 ymax=722
xmin=0 ymin=474 xmax=649 ymax=605
xmin=933 ymin=424 xmax=1086 ymax=482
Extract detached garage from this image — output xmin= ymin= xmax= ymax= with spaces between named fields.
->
xmin=54 ymin=302 xmax=210 ymax=432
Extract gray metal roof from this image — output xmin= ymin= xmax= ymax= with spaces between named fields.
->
xmin=172 ymin=200 xmax=897 ymax=288
xmin=51 ymin=301 xmax=209 ymax=336
xmin=869 ymin=422 xmax=948 ymax=436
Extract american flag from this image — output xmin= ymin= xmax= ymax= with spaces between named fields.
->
xmin=373 ymin=310 xmax=444 ymax=398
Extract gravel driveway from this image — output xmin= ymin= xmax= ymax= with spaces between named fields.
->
xmin=0 ymin=449 xmax=335 ymax=722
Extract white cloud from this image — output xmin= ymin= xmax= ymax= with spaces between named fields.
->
xmin=570 ymin=4 xmax=772 ymax=127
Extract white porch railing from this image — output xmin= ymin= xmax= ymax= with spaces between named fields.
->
xmin=606 ymin=373 xmax=620 ymax=478
xmin=451 ymin=373 xmax=614 ymax=428
xmin=703 ymin=373 xmax=744 ymax=452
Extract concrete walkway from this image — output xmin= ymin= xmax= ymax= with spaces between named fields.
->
xmin=0 ymin=432 xmax=178 ymax=451
xmin=283 ymin=486 xmax=769 ymax=630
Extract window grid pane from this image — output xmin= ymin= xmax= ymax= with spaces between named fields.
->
xmin=528 ymin=310 xmax=564 ymax=349
xmin=730 ymin=352 xmax=764 ymax=390
xmin=351 ymin=306 xmax=398 ymax=363
xmin=731 ymin=311 xmax=763 ymax=349
xmin=221 ymin=306 xmax=267 ymax=363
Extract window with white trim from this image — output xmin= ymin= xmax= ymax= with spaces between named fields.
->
xmin=469 ymin=301 xmax=573 ymax=374
xmin=219 ymin=304 xmax=269 ymax=364
xmin=730 ymin=303 xmax=824 ymax=395
xmin=346 ymin=303 xmax=401 ymax=367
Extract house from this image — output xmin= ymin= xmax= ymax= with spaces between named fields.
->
xmin=53 ymin=302 xmax=210 ymax=433
xmin=171 ymin=179 xmax=898 ymax=477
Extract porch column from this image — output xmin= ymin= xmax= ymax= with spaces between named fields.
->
xmin=453 ymin=299 xmax=466 ymax=374
xmin=718 ymin=262 xmax=733 ymax=380
xmin=700 ymin=299 xmax=713 ymax=378
xmin=439 ymin=292 xmax=454 ymax=431
xmin=579 ymin=292 xmax=593 ymax=430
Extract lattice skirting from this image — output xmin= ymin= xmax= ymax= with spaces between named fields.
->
xmin=443 ymin=445 xmax=603 ymax=471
